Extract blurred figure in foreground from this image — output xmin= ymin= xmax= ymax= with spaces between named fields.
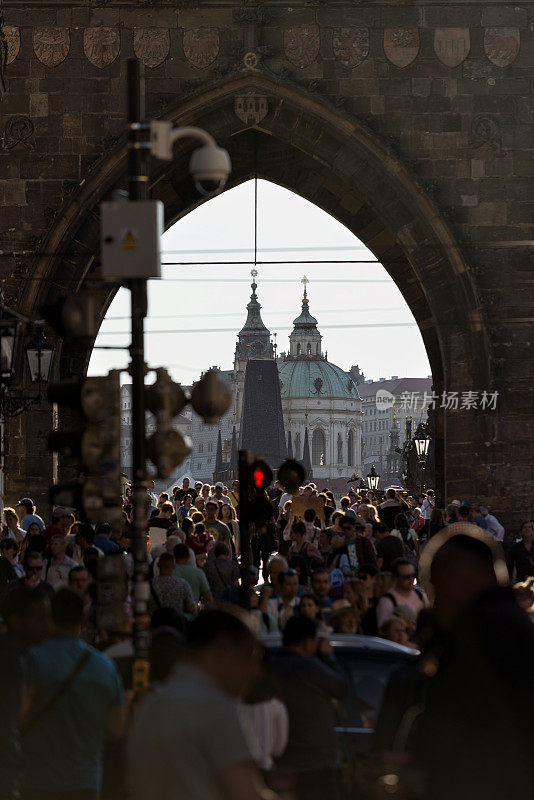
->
xmin=377 ymin=532 xmax=534 ymax=800
xmin=126 ymin=609 xmax=277 ymax=800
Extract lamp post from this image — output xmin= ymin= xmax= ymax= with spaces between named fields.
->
xmin=26 ymin=324 xmax=54 ymax=404
xmin=414 ymin=422 xmax=431 ymax=492
xmin=366 ymin=464 xmax=380 ymax=491
xmin=123 ymin=59 xmax=231 ymax=694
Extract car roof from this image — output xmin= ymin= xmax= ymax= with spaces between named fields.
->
xmin=259 ymin=632 xmax=419 ymax=657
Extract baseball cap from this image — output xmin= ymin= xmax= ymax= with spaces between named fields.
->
xmin=16 ymin=497 xmax=33 ymax=509
xmin=52 ymin=506 xmax=76 ymax=518
xmin=215 ymin=482 xmax=224 ymax=489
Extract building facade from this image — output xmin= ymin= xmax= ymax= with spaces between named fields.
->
xmin=188 ymin=276 xmax=363 ymax=484
xmin=357 ymin=376 xmax=433 ymax=482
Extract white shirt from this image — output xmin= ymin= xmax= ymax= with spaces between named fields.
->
xmin=43 ymin=555 xmax=78 ymax=589
xmin=267 ymin=596 xmax=299 ymax=630
xmin=421 ymin=498 xmax=435 ymax=520
xmin=484 ymin=514 xmax=505 ymax=542
xmin=237 ymin=699 xmax=289 ymax=771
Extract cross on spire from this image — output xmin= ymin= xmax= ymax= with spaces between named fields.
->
xmin=302 ymin=274 xmax=309 ymax=300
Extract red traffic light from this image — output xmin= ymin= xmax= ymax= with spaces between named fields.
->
xmin=253 ymin=466 xmax=265 ymax=488
xmin=248 ymin=460 xmax=273 ymax=491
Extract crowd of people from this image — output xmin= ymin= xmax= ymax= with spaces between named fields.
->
xmin=0 ymin=479 xmax=533 ymax=800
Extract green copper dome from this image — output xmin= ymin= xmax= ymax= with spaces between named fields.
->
xmin=278 ymin=359 xmax=361 ymax=400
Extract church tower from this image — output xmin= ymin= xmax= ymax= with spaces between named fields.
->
xmin=288 ymin=276 xmax=323 ymax=359
xmin=233 ymin=270 xmax=273 ymax=428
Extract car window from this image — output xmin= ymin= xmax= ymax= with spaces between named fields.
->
xmin=337 ymin=653 xmax=408 ymax=730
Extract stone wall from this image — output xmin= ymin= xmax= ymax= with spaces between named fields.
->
xmin=0 ymin=1 xmax=532 ymax=526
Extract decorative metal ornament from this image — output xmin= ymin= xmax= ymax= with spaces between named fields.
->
xmin=234 ymin=95 xmax=268 ymax=125
xmin=484 ymin=27 xmax=520 ymax=68
xmin=4 ymin=26 xmax=20 ymax=66
xmin=183 ymin=27 xmax=220 ymax=70
xmin=433 ymin=28 xmax=470 ymax=68
xmin=284 ymin=25 xmax=320 ymax=70
xmin=243 ymin=51 xmax=259 ymax=70
xmin=332 ymin=27 xmax=369 ymax=69
xmin=383 ymin=27 xmax=419 ymax=68
xmin=33 ymin=27 xmax=70 ymax=67
xmin=84 ymin=27 xmax=120 ymax=69
xmin=133 ymin=28 xmax=170 ymax=69
xmin=2 ymin=116 xmax=35 ymax=150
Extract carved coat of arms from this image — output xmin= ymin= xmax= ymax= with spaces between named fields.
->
xmin=84 ymin=27 xmax=120 ymax=69
xmin=33 ymin=27 xmax=70 ymax=67
xmin=133 ymin=28 xmax=171 ymax=69
xmin=433 ymin=28 xmax=470 ymax=68
xmin=234 ymin=96 xmax=268 ymax=125
xmin=284 ymin=25 xmax=320 ymax=70
xmin=383 ymin=27 xmax=419 ymax=68
xmin=4 ymin=26 xmax=21 ymax=66
xmin=333 ymin=27 xmax=369 ymax=69
xmin=183 ymin=27 xmax=219 ymax=69
xmin=484 ymin=27 xmax=520 ymax=68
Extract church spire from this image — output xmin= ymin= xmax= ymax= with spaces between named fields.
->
xmin=289 ymin=277 xmax=322 ymax=359
xmin=236 ymin=270 xmax=273 ymax=361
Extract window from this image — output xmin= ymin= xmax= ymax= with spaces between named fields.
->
xmin=198 ymin=443 xmax=204 ymax=453
xmin=294 ymin=432 xmax=301 ymax=460
xmin=297 ymin=343 xmax=302 ymax=355
xmin=307 ymin=343 xmax=312 ymax=355
xmin=337 ymin=432 xmax=343 ymax=464
xmin=316 ymin=343 xmax=320 ymax=354
xmin=208 ymin=443 xmax=213 ymax=453
xmin=348 ymin=430 xmax=354 ymax=467
xmin=312 ymin=429 xmax=326 ymax=467
xmin=197 ymin=462 xmax=202 ymax=470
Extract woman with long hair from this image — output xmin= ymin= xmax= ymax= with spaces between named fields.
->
xmin=218 ymin=503 xmax=240 ymax=556
xmin=391 ymin=512 xmax=419 ymax=558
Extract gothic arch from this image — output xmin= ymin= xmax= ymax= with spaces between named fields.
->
xmin=17 ymin=71 xmax=493 ymax=501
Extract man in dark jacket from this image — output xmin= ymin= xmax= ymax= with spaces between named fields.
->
xmin=270 ymin=616 xmax=348 ymax=800
xmin=382 ymin=533 xmax=534 ymax=800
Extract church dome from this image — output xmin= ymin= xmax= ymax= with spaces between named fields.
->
xmin=278 ymin=359 xmax=361 ymax=400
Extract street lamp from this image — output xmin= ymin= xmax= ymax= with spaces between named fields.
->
xmin=366 ymin=464 xmax=380 ymax=491
xmin=414 ymin=422 xmax=431 ymax=493
xmin=414 ymin=422 xmax=430 ymax=461
xmin=26 ymin=325 xmax=55 ymax=404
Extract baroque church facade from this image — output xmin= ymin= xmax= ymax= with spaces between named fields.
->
xmin=190 ymin=275 xmax=363 ymax=484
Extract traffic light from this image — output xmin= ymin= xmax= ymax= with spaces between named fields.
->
xmin=247 ymin=458 xmax=273 ymax=526
xmin=145 ymin=368 xmax=192 ymax=479
xmin=278 ymin=459 xmax=306 ymax=494
xmin=39 ymin=291 xmax=98 ymax=340
xmin=47 ymin=370 xmax=122 ymax=525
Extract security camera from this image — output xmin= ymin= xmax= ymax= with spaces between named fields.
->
xmin=189 ymin=144 xmax=231 ymax=196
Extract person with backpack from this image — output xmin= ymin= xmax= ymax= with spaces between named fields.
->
xmin=390 ymin=513 xmax=419 ymax=565
xmin=376 ymin=557 xmax=428 ymax=628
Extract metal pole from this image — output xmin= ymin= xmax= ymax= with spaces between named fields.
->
xmin=127 ymin=59 xmax=150 ymax=692
xmin=238 ymin=449 xmax=251 ymax=610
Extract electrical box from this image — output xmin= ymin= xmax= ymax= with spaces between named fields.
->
xmin=100 ymin=200 xmax=163 ymax=279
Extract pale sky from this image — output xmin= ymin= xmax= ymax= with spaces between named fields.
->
xmin=88 ymin=179 xmax=431 ymax=385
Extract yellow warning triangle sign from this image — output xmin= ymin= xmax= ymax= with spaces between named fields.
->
xmin=121 ymin=230 xmax=138 ymax=251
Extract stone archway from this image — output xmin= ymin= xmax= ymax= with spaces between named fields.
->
xmin=8 ymin=72 xmax=492 ymax=508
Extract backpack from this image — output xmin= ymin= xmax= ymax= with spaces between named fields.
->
xmin=328 ymin=554 xmax=347 ymax=599
xmin=383 ymin=587 xmax=424 ymax=608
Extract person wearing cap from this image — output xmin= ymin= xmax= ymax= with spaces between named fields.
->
xmin=16 ymin=498 xmax=45 ymax=533
xmin=44 ymin=506 xmax=75 ymax=542
xmin=212 ymin=482 xmax=231 ymax=506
